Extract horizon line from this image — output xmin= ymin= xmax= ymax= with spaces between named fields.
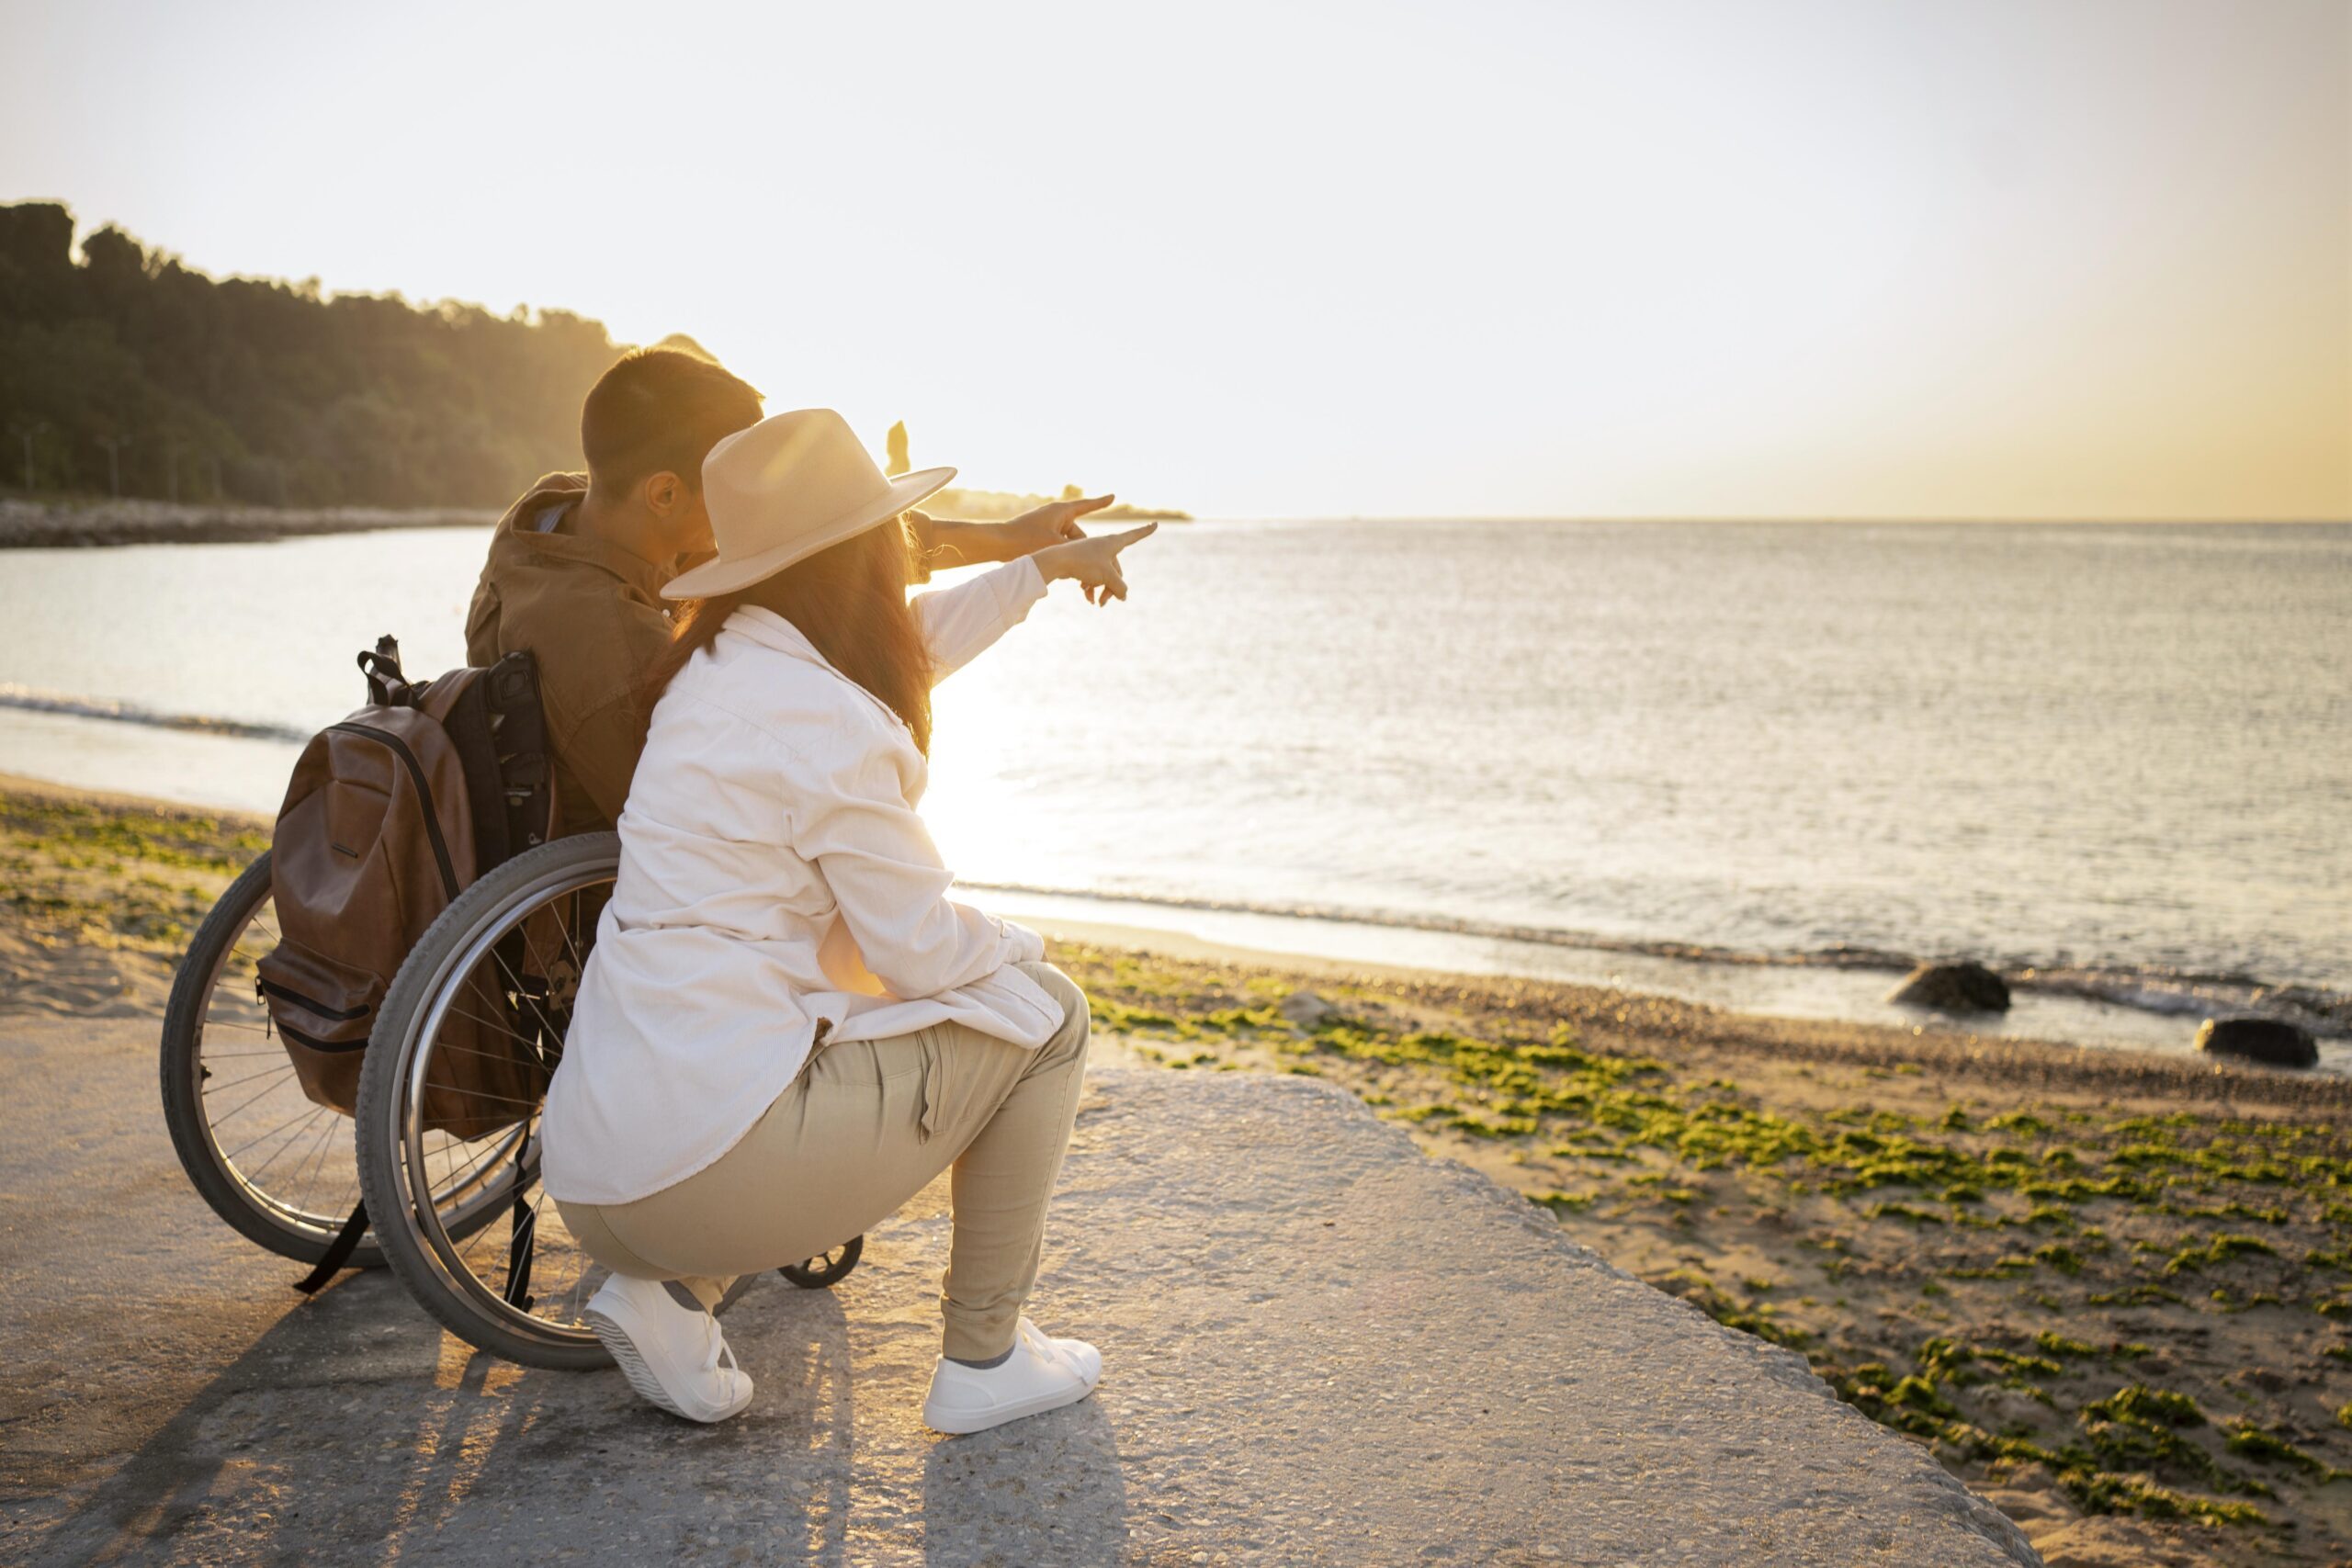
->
xmin=1185 ymin=513 xmax=2352 ymax=526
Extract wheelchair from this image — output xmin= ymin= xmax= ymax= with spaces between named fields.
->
xmin=161 ymin=831 xmax=863 ymax=1370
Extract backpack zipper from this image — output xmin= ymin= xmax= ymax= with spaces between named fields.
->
xmin=328 ymin=722 xmax=461 ymax=898
xmin=258 ymin=979 xmax=372 ymax=1021
xmin=277 ymin=1021 xmax=369 ymax=1055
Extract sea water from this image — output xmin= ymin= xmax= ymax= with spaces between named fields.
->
xmin=2 ymin=519 xmax=2345 ymax=1049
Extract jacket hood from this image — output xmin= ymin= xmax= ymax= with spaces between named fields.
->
xmin=484 ymin=472 xmax=668 ymax=599
xmin=494 ymin=471 xmax=588 ymax=533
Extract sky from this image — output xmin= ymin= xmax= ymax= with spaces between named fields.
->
xmin=3 ymin=0 xmax=2346 ymax=521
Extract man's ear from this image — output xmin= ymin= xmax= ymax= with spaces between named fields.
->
xmin=641 ymin=469 xmax=687 ymax=516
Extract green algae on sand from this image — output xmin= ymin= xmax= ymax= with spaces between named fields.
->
xmin=1053 ymin=941 xmax=2352 ymax=1566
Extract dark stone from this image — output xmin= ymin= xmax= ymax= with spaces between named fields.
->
xmin=1279 ymin=989 xmax=1339 ymax=1029
xmin=1886 ymin=961 xmax=2011 ymax=1014
xmin=2195 ymin=1016 xmax=2318 ymax=1069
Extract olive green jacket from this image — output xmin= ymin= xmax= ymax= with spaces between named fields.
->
xmin=464 ymin=475 xmax=672 ymax=837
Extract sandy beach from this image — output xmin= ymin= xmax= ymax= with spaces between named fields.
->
xmin=6 ymin=774 xmax=2350 ymax=1567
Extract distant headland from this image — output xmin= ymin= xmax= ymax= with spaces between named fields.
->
xmin=927 ymin=483 xmax=1191 ymax=525
xmin=0 ymin=201 xmax=1189 ymax=527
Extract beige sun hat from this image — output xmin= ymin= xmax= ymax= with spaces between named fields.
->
xmin=661 ymin=408 xmax=956 ymax=600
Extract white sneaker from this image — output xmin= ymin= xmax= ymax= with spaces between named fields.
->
xmin=922 ymin=1319 xmax=1102 ymax=1435
xmin=582 ymin=1273 xmax=753 ymax=1424
xmin=1018 ymin=1316 xmax=1102 ymax=1384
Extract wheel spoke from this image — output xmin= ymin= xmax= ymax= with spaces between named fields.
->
xmin=437 ymin=999 xmax=546 ymax=1051
xmin=207 ymin=1070 xmax=313 ymax=1129
xmin=282 ymin=1110 xmax=346 ymax=1203
xmin=237 ymin=1105 xmax=329 ymax=1179
xmin=199 ymin=1063 xmax=307 ymax=1095
xmin=424 ymin=1119 xmax=530 ymax=1194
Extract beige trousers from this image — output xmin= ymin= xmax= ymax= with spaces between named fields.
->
xmin=556 ymin=961 xmax=1091 ymax=1361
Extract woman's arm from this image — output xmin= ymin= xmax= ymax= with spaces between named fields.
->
xmin=791 ymin=740 xmax=1042 ymax=999
xmin=907 ymin=522 xmax=1161 ymax=681
xmin=910 ymin=558 xmax=1048 ymax=682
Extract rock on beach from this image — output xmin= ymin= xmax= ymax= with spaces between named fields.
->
xmin=1278 ymin=987 xmax=1340 ymax=1029
xmin=2195 ymin=1015 xmax=2318 ymax=1069
xmin=1888 ymin=960 xmax=2012 ymax=1014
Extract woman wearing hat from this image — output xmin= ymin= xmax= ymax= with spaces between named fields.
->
xmin=544 ymin=408 xmax=1156 ymax=1431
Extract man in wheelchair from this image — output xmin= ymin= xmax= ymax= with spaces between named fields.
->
xmin=464 ymin=346 xmax=1106 ymax=837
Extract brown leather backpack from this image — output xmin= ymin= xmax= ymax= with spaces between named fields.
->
xmin=259 ymin=637 xmax=555 ymax=1141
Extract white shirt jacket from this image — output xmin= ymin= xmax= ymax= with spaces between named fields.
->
xmin=542 ymin=557 xmax=1057 ymax=1206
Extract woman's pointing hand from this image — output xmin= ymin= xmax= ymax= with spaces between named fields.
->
xmin=1035 ymin=522 xmax=1158 ymax=606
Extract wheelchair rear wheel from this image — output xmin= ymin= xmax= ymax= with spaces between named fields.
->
xmin=356 ymin=833 xmax=867 ymax=1370
xmin=158 ymin=853 xmax=380 ymax=1266
xmin=161 ymin=852 xmax=534 ymax=1276
xmin=356 ymin=834 xmax=617 ymax=1369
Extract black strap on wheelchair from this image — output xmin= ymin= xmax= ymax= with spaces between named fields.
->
xmin=293 ymin=1200 xmax=369 ymax=1295
xmin=503 ymin=1187 xmax=537 ymax=1312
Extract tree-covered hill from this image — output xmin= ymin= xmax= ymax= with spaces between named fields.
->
xmin=0 ymin=202 xmax=625 ymax=508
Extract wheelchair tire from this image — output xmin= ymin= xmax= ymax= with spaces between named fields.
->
xmin=159 ymin=852 xmax=385 ymax=1269
xmin=356 ymin=833 xmax=621 ymax=1371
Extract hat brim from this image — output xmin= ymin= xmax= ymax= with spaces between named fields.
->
xmin=661 ymin=466 xmax=958 ymax=601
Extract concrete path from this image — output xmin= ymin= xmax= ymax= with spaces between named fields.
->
xmin=1 ymin=1014 xmax=2040 ymax=1566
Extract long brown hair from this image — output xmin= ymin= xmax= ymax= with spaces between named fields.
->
xmin=641 ymin=516 xmax=936 ymax=751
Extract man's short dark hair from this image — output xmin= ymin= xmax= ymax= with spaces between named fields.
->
xmin=581 ymin=347 xmax=763 ymax=493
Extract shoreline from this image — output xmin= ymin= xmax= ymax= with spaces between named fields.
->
xmin=5 ymin=712 xmax=2342 ymax=1066
xmin=968 ymin=883 xmax=2350 ymax=1066
xmin=0 ymin=496 xmax=497 ymax=548
xmin=0 ymin=766 xmax=2333 ymax=1104
xmin=6 ymin=773 xmax=2352 ymax=1562
xmin=1032 ymin=910 xmax=2352 ymax=1112
xmin=0 ymin=493 xmax=1193 ymax=547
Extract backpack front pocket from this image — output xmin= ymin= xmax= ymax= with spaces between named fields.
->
xmin=256 ymin=940 xmax=388 ymax=1114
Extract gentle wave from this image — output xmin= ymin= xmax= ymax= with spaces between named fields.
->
xmin=7 ymin=683 xmax=2344 ymax=1038
xmin=0 ymin=684 xmax=313 ymax=745
xmin=959 ymin=879 xmax=2352 ymax=1036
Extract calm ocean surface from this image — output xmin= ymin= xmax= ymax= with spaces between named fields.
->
xmin=4 ymin=520 xmax=2346 ymax=1046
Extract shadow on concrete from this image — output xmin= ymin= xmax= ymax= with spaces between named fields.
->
xmin=922 ymin=1396 xmax=1128 ymax=1567
xmin=31 ymin=1269 xmax=865 ymax=1564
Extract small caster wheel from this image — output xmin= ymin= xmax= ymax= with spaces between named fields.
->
xmin=780 ymin=1234 xmax=863 ymax=1290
